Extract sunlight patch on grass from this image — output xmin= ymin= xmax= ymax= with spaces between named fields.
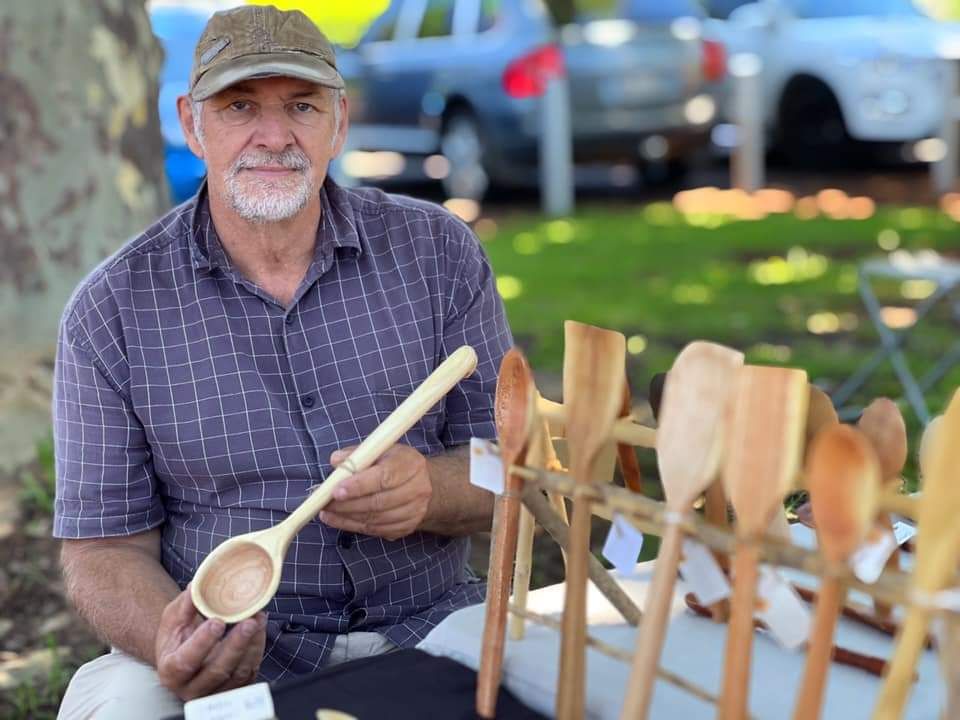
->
xmin=877 ymin=228 xmax=901 ymax=250
xmin=627 ymin=335 xmax=648 ymax=354
xmin=806 ymin=311 xmax=858 ymax=334
xmin=749 ymin=343 xmax=793 ymax=363
xmin=496 ymin=276 xmax=523 ymax=301
xmin=545 ymin=220 xmax=576 ymax=244
xmin=513 ymin=232 xmax=541 ymax=255
xmin=750 ymin=248 xmax=829 ymax=285
xmin=671 ymin=284 xmax=713 ymax=304
xmin=901 ymin=279 xmax=937 ymax=300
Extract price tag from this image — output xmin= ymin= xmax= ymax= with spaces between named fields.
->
xmin=849 ymin=527 xmax=898 ymax=584
xmin=602 ymin=513 xmax=645 ymax=576
xmin=680 ymin=539 xmax=731 ymax=606
xmin=755 ymin=566 xmax=810 ymax=650
xmin=184 ymin=682 xmax=275 ymax=720
xmin=469 ymin=437 xmax=505 ymax=495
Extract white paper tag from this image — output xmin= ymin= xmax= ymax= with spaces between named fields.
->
xmin=893 ymin=520 xmax=917 ymax=546
xmin=755 ymin=566 xmax=811 ymax=650
xmin=850 ymin=529 xmax=898 ymax=584
xmin=602 ymin=513 xmax=645 ymax=576
xmin=680 ymin=539 xmax=731 ymax=606
xmin=469 ymin=437 xmax=505 ymax=495
xmin=184 ymin=682 xmax=275 ymax=720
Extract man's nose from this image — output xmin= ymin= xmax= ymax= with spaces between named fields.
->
xmin=251 ymin=107 xmax=296 ymax=151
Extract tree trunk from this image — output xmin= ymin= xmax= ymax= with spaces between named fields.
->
xmin=0 ymin=1 xmax=168 ymax=469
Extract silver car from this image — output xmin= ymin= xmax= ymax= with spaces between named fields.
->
xmin=339 ymin=0 xmax=725 ymax=200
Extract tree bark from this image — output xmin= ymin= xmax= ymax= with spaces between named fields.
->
xmin=0 ymin=1 xmax=168 ymax=468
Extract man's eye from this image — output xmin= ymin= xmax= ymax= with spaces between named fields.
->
xmin=293 ymin=103 xmax=316 ymax=113
xmin=229 ymin=101 xmax=251 ymax=112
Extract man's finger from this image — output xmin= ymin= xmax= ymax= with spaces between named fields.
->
xmin=323 ymin=499 xmax=423 ymax=527
xmin=330 ymin=446 xmax=359 ymax=467
xmin=325 ymin=482 xmax=419 ymax=517
xmin=162 ymin=618 xmax=226 ymax=686
xmin=320 ymin=510 xmax=417 ymax=540
xmin=182 ymin=617 xmax=262 ymax=698
xmin=332 ymin=464 xmax=407 ymax=502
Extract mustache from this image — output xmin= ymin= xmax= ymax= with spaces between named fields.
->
xmin=230 ymin=149 xmax=310 ymax=175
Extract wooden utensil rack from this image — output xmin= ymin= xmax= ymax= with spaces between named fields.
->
xmin=476 ymin=327 xmax=958 ymax=720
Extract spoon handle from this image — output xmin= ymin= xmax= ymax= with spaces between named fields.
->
xmin=282 ymin=345 xmax=478 ymax=534
xmin=793 ymin=577 xmax=844 ymax=720
xmin=620 ymin=518 xmax=684 ymax=720
xmin=719 ymin=541 xmax=761 ymax=720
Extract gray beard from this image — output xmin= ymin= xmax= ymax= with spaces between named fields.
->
xmin=223 ymin=148 xmax=314 ymax=223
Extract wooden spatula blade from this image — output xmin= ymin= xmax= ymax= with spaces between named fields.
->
xmin=657 ymin=341 xmax=745 ymax=509
xmin=807 ymin=424 xmax=880 ymax=564
xmin=723 ymin=365 xmax=809 ymax=536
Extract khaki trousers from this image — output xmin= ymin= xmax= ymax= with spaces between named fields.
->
xmin=57 ymin=631 xmax=396 ymax=720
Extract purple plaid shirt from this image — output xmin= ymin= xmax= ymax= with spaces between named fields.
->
xmin=52 ymin=177 xmax=512 ymax=680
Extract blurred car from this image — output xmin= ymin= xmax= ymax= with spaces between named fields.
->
xmin=151 ymin=2 xmax=217 ymax=203
xmin=339 ymin=0 xmax=726 ymax=200
xmin=702 ymin=0 xmax=960 ymax=165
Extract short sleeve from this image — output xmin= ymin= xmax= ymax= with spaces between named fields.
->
xmin=438 ymin=221 xmax=513 ymax=447
xmin=52 ymin=316 xmax=165 ymax=539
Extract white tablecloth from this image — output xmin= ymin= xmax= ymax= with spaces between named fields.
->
xmin=418 ymin=526 xmax=943 ymax=719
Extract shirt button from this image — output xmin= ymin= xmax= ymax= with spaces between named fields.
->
xmin=285 ymin=313 xmax=295 ymax=325
xmin=348 ymin=608 xmax=367 ymax=629
xmin=300 ymin=394 xmax=315 ymax=408
xmin=339 ymin=534 xmax=354 ymax=550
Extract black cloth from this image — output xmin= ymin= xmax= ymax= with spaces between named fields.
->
xmin=166 ymin=649 xmax=548 ymax=720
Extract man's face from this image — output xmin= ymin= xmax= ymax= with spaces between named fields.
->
xmin=179 ymin=76 xmax=347 ymax=223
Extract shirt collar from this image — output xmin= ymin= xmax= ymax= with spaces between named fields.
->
xmin=188 ymin=176 xmax=363 ymax=275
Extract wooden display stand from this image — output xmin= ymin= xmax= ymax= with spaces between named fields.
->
xmin=476 ymin=322 xmax=958 ymax=720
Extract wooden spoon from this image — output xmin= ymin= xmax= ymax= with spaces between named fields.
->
xmin=805 ymin=386 xmax=839 ymax=451
xmin=719 ymin=365 xmax=809 ymax=720
xmin=873 ymin=388 xmax=960 ymax=720
xmin=857 ymin=397 xmax=908 ymax=620
xmin=793 ymin=425 xmax=880 ymax=720
xmin=510 ymin=410 xmax=556 ymax=641
xmin=918 ymin=414 xmax=943 ymax=486
xmin=620 ymin=341 xmax=744 ymax=720
xmin=617 ymin=379 xmax=644 ymax=494
xmin=477 ymin=348 xmax=535 ymax=719
xmin=556 ymin=321 xmax=626 ymax=720
xmin=190 ymin=346 xmax=478 ymax=623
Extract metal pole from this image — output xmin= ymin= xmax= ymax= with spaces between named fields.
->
xmin=933 ymin=56 xmax=959 ymax=196
xmin=730 ymin=53 xmax=764 ymax=193
xmin=540 ymin=74 xmax=574 ymax=217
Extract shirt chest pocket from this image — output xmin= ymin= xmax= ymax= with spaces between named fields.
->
xmin=338 ymin=388 xmax=445 ymax=457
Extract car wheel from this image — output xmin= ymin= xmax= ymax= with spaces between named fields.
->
xmin=440 ymin=111 xmax=489 ymax=202
xmin=777 ymin=80 xmax=851 ymax=167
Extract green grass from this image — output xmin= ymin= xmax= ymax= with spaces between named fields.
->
xmin=480 ymin=201 xmax=960 ymax=489
xmin=19 ymin=433 xmax=56 ymax=517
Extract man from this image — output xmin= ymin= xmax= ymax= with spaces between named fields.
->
xmin=53 ymin=6 xmax=512 ymax=719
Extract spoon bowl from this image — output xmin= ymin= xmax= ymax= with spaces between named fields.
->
xmin=190 ymin=345 xmax=479 ymax=623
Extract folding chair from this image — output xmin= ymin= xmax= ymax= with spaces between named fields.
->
xmin=832 ymin=252 xmax=960 ymax=424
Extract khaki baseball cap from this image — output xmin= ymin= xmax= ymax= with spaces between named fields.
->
xmin=189 ymin=5 xmax=345 ymax=102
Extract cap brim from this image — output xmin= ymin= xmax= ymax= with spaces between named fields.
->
xmin=191 ymin=52 xmax=344 ymax=101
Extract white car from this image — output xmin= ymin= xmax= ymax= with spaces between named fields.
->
xmin=703 ymin=0 xmax=960 ymax=164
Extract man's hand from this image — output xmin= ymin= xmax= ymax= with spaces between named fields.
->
xmin=155 ymin=586 xmax=267 ymax=701
xmin=320 ymin=444 xmax=433 ymax=541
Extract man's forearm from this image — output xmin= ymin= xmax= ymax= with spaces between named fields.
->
xmin=420 ymin=445 xmax=495 ymax=536
xmin=61 ymin=530 xmax=180 ymax=666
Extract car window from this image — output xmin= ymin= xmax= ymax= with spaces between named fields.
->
xmin=703 ymin=0 xmax=756 ymax=20
xmin=548 ymin=0 xmax=704 ymax=25
xmin=362 ymin=11 xmax=399 ymax=43
xmin=478 ymin=0 xmax=502 ymax=31
xmin=418 ymin=0 xmax=456 ymax=37
xmin=786 ymin=0 xmax=925 ymax=18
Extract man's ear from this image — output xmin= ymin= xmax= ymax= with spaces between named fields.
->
xmin=331 ymin=92 xmax=350 ymax=158
xmin=177 ymin=95 xmax=206 ymax=160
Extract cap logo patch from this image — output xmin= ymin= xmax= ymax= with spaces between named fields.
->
xmin=200 ymin=37 xmax=231 ymax=65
